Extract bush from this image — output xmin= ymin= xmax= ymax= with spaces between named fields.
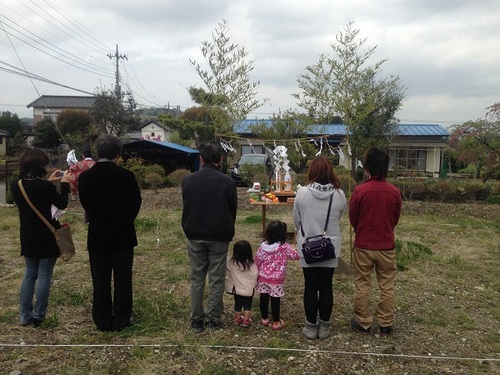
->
xmin=123 ymin=158 xmax=165 ymax=189
xmin=145 ymin=172 xmax=162 ymax=192
xmin=427 ymin=179 xmax=458 ymax=202
xmin=339 ymin=175 xmax=357 ymax=196
xmin=295 ymin=173 xmax=307 ymax=187
xmin=489 ymin=182 xmax=500 ymax=195
xmin=406 ymin=181 xmax=426 ymax=200
xmin=462 ymin=181 xmax=485 ymax=201
xmin=486 ymin=195 xmax=500 ymax=204
xmin=239 ymin=163 xmax=266 ymax=187
xmin=253 ymin=173 xmax=270 ymax=191
xmin=167 ymin=169 xmax=190 ymax=187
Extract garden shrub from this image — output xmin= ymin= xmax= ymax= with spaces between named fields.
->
xmin=239 ymin=163 xmax=266 ymax=187
xmin=462 ymin=181 xmax=484 ymax=201
xmin=406 ymin=181 xmax=426 ymax=200
xmin=253 ymin=173 xmax=270 ymax=191
xmin=339 ymin=175 xmax=357 ymax=196
xmin=145 ymin=172 xmax=162 ymax=192
xmin=167 ymin=169 xmax=190 ymax=187
xmin=427 ymin=179 xmax=458 ymax=202
xmin=295 ymin=173 xmax=307 ymax=187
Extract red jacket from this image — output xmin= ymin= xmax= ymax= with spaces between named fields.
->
xmin=349 ymin=177 xmax=402 ymax=250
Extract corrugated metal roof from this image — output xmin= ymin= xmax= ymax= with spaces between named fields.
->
xmin=236 ymin=120 xmax=449 ymax=137
xmin=27 ymin=95 xmax=96 ymax=109
xmin=124 ymin=139 xmax=199 ymax=154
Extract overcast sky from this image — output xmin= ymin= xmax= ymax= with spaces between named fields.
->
xmin=1 ymin=0 xmax=499 ymax=127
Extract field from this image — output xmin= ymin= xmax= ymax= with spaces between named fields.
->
xmin=0 ymin=187 xmax=499 ymax=375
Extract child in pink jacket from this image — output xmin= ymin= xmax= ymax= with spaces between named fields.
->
xmin=255 ymin=220 xmax=299 ymax=330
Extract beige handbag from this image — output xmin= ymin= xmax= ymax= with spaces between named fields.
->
xmin=18 ymin=180 xmax=75 ymax=261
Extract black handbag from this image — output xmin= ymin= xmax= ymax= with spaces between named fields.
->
xmin=300 ymin=194 xmax=336 ymax=264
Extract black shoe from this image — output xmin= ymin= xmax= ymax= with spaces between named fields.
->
xmin=379 ymin=325 xmax=393 ymax=336
xmin=32 ymin=318 xmax=43 ymax=328
xmin=205 ymin=320 xmax=223 ymax=332
xmin=350 ymin=318 xmax=371 ymax=335
xmin=191 ymin=320 xmax=205 ymax=334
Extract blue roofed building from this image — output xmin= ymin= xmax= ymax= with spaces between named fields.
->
xmin=233 ymin=119 xmax=450 ymax=177
xmin=122 ymin=139 xmax=200 ymax=174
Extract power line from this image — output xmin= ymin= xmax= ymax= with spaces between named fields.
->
xmin=0 ymin=60 xmax=93 ymax=95
xmin=21 ymin=0 xmax=111 ymax=56
xmin=0 ymin=15 xmax=114 ymax=77
xmin=0 ymin=1 xmax=112 ymax=67
xmin=41 ymin=0 xmax=114 ymax=51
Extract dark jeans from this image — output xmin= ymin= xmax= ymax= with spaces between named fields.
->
xmin=303 ymin=267 xmax=335 ymax=323
xmin=88 ymin=248 xmax=134 ymax=332
xmin=259 ymin=293 xmax=281 ymax=322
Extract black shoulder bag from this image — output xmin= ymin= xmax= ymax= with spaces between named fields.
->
xmin=300 ymin=193 xmax=336 ymax=264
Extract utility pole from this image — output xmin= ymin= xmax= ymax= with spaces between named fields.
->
xmin=107 ymin=45 xmax=127 ymax=98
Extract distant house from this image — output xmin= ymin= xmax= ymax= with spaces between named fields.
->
xmin=27 ymin=95 xmax=96 ymax=123
xmin=140 ymin=119 xmax=174 ymax=142
xmin=0 ymin=129 xmax=10 ymax=156
xmin=234 ymin=120 xmax=450 ymax=177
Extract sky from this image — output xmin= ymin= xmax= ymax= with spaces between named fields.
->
xmin=1 ymin=0 xmax=499 ymax=127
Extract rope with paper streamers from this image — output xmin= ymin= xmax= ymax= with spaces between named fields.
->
xmin=216 ymin=133 xmax=351 ymax=164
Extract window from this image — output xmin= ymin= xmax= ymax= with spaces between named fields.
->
xmin=241 ymin=145 xmax=264 ymax=155
xmin=389 ymin=148 xmax=427 ymax=171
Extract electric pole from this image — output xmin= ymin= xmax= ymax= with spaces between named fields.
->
xmin=107 ymin=45 xmax=127 ymax=98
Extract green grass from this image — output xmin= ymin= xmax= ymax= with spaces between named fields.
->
xmin=1 ymin=194 xmax=499 ymax=374
xmin=395 ymin=239 xmax=433 ymax=271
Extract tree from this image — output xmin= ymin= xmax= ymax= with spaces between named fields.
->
xmin=189 ymin=19 xmax=268 ymax=134
xmin=0 ymin=111 xmax=25 ymax=155
xmin=90 ymin=90 xmax=139 ymax=136
xmin=0 ymin=111 xmax=23 ymax=136
xmin=57 ymin=109 xmax=92 ymax=136
xmin=447 ymin=117 xmax=500 ymax=182
xmin=249 ymin=110 xmax=317 ymax=173
xmin=157 ymin=111 xmax=215 ymax=148
xmin=33 ymin=119 xmax=60 ymax=149
xmin=293 ymin=21 xmax=405 ymax=167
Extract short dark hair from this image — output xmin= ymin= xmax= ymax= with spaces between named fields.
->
xmin=198 ymin=141 xmax=222 ymax=164
xmin=95 ymin=134 xmax=122 ymax=160
xmin=265 ymin=220 xmax=288 ymax=245
xmin=19 ymin=148 xmax=49 ymax=178
xmin=363 ymin=147 xmax=389 ymax=180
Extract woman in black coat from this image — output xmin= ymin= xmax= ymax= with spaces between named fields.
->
xmin=10 ymin=148 xmax=71 ymax=327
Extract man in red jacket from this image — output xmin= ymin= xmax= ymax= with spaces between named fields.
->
xmin=349 ymin=148 xmax=402 ymax=336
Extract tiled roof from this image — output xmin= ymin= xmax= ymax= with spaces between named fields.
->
xmin=236 ymin=119 xmax=449 ymax=137
xmin=27 ymin=95 xmax=96 ymax=109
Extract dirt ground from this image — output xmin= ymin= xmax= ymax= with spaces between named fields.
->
xmin=1 ymin=187 xmax=499 ymax=374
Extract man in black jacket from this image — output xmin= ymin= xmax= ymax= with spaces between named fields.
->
xmin=79 ymin=134 xmax=142 ymax=332
xmin=182 ymin=141 xmax=237 ymax=333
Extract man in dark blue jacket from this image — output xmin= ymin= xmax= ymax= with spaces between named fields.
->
xmin=182 ymin=141 xmax=237 ymax=333
xmin=79 ymin=134 xmax=142 ymax=332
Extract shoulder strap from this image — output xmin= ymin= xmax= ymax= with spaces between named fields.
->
xmin=300 ymin=192 xmax=334 ymax=237
xmin=17 ymin=180 xmax=57 ymax=236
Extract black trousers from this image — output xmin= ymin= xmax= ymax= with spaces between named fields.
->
xmin=303 ymin=267 xmax=335 ymax=323
xmin=88 ymin=248 xmax=134 ymax=332
xmin=259 ymin=293 xmax=281 ymax=322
